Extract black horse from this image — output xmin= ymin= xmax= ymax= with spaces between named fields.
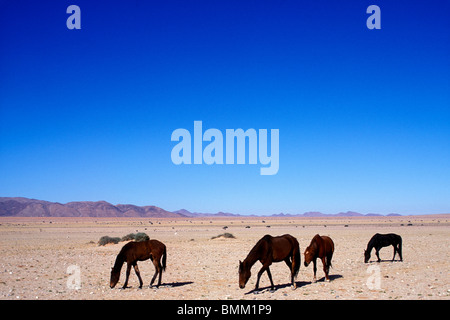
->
xmin=364 ymin=233 xmax=403 ymax=263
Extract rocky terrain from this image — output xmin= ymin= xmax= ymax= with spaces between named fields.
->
xmin=0 ymin=215 xmax=448 ymax=300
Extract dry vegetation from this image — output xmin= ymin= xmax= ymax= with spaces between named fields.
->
xmin=0 ymin=215 xmax=449 ymax=300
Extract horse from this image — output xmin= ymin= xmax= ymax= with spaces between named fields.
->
xmin=238 ymin=234 xmax=301 ymax=291
xmin=364 ymin=233 xmax=402 ymax=263
xmin=304 ymin=234 xmax=334 ymax=282
xmin=110 ymin=239 xmax=167 ymax=289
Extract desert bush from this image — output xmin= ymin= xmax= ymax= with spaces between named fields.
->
xmin=98 ymin=236 xmax=121 ymax=246
xmin=121 ymin=233 xmax=136 ymax=241
xmin=211 ymin=232 xmax=236 ymax=240
xmin=120 ymin=232 xmax=149 ymax=242
xmin=98 ymin=232 xmax=149 ymax=246
xmin=134 ymin=232 xmax=150 ymax=242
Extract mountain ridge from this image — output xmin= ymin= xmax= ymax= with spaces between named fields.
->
xmin=0 ymin=197 xmax=402 ymax=217
xmin=0 ymin=197 xmax=183 ymax=218
xmin=172 ymin=209 xmax=402 ymax=217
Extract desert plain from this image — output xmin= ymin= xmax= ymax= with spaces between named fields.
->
xmin=0 ymin=215 xmax=449 ymax=300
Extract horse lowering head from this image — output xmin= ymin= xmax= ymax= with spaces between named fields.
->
xmin=238 ymin=260 xmax=251 ymax=289
xmin=364 ymin=249 xmax=370 ymax=263
xmin=304 ymin=246 xmax=315 ymax=267
xmin=110 ymin=267 xmax=120 ymax=288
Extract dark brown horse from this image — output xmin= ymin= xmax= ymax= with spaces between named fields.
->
xmin=110 ymin=239 xmax=167 ymax=289
xmin=304 ymin=234 xmax=334 ymax=282
xmin=364 ymin=233 xmax=402 ymax=263
xmin=238 ymin=234 xmax=301 ymax=291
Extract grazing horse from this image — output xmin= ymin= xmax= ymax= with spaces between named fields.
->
xmin=364 ymin=233 xmax=402 ymax=263
xmin=304 ymin=234 xmax=334 ymax=282
xmin=110 ymin=239 xmax=167 ymax=289
xmin=238 ymin=234 xmax=301 ymax=291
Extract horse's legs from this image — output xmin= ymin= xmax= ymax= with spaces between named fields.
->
xmin=133 ymin=263 xmax=143 ymax=289
xmin=149 ymin=264 xmax=159 ymax=287
xmin=327 ymin=252 xmax=333 ymax=280
xmin=157 ymin=260 xmax=163 ymax=287
xmin=312 ymin=259 xmax=317 ymax=282
xmin=375 ymin=248 xmax=381 ymax=262
xmin=284 ymin=258 xmax=296 ymax=289
xmin=284 ymin=257 xmax=292 ymax=270
xmin=398 ymin=243 xmax=403 ymax=262
xmin=255 ymin=262 xmax=272 ymax=290
xmin=255 ymin=267 xmax=264 ymax=290
xmin=266 ymin=267 xmax=275 ymax=290
xmin=392 ymin=245 xmax=397 ymax=261
xmin=122 ymin=263 xmax=132 ymax=289
xmin=321 ymin=257 xmax=330 ymax=281
xmin=149 ymin=258 xmax=162 ymax=288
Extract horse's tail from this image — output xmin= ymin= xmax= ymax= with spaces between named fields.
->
xmin=161 ymin=245 xmax=167 ymax=272
xmin=292 ymin=240 xmax=301 ymax=278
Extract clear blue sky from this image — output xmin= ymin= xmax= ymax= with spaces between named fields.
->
xmin=1 ymin=0 xmax=449 ymax=215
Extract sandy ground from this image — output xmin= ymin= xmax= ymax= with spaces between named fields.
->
xmin=0 ymin=215 xmax=449 ymax=300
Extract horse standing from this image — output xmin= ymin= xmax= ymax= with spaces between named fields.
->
xmin=364 ymin=233 xmax=402 ymax=263
xmin=110 ymin=239 xmax=167 ymax=289
xmin=238 ymin=234 xmax=301 ymax=291
xmin=304 ymin=234 xmax=334 ymax=282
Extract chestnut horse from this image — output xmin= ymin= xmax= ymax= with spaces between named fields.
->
xmin=364 ymin=233 xmax=402 ymax=263
xmin=110 ymin=239 xmax=167 ymax=289
xmin=239 ymin=234 xmax=301 ymax=291
xmin=304 ymin=234 xmax=334 ymax=282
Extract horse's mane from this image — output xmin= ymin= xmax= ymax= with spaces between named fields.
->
xmin=112 ymin=245 xmax=128 ymax=272
xmin=245 ymin=235 xmax=271 ymax=264
xmin=366 ymin=233 xmax=380 ymax=251
xmin=308 ymin=234 xmax=320 ymax=253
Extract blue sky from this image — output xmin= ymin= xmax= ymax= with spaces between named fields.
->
xmin=1 ymin=0 xmax=449 ymax=215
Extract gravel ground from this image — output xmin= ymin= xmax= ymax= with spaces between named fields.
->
xmin=0 ymin=216 xmax=449 ymax=300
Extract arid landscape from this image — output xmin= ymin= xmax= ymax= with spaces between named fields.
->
xmin=0 ymin=215 xmax=448 ymax=300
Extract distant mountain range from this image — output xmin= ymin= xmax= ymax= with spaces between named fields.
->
xmin=173 ymin=209 xmax=402 ymax=218
xmin=0 ymin=197 xmax=401 ymax=218
xmin=0 ymin=197 xmax=182 ymax=218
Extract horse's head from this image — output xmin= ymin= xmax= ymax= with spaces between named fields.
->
xmin=110 ymin=267 xmax=120 ymax=288
xmin=304 ymin=246 xmax=315 ymax=267
xmin=238 ymin=260 xmax=250 ymax=289
xmin=364 ymin=249 xmax=370 ymax=263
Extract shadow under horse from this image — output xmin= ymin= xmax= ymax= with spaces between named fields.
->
xmin=110 ymin=239 xmax=167 ymax=289
xmin=364 ymin=233 xmax=403 ymax=263
xmin=239 ymin=234 xmax=301 ymax=292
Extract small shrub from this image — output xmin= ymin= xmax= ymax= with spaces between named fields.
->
xmin=120 ymin=232 xmax=149 ymax=242
xmin=211 ymin=232 xmax=236 ymax=240
xmin=223 ymin=232 xmax=235 ymax=238
xmin=134 ymin=232 xmax=150 ymax=242
xmin=98 ymin=236 xmax=121 ymax=246
xmin=121 ymin=233 xmax=136 ymax=241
